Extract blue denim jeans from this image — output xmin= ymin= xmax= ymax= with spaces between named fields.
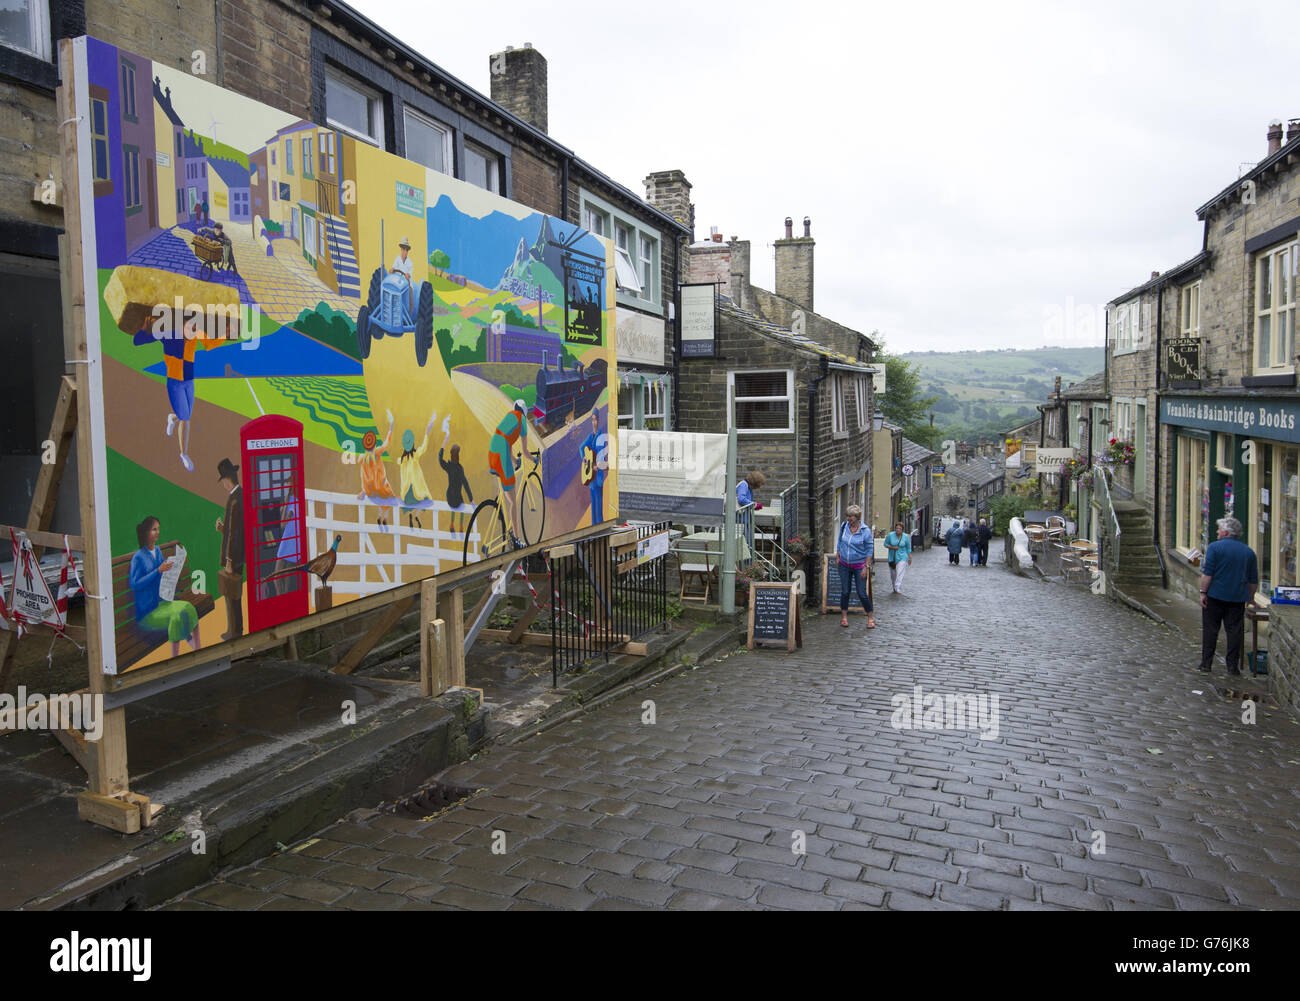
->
xmin=840 ymin=564 xmax=872 ymax=613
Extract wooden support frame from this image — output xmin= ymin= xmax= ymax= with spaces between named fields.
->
xmin=331 ymin=596 xmax=414 ymax=675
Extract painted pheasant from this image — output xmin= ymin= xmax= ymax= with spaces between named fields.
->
xmin=266 ymin=535 xmax=342 ymax=587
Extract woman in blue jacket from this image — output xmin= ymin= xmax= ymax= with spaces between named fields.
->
xmin=885 ymin=521 xmax=913 ymax=594
xmin=836 ymin=504 xmax=875 ymax=629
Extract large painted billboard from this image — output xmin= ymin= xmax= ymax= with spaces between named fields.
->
xmin=71 ymin=37 xmax=617 ymax=674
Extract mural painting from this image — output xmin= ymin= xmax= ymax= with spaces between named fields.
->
xmin=74 ymin=37 xmax=617 ymax=674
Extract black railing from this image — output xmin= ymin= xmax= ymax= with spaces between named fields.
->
xmin=550 ymin=522 xmax=670 ymax=685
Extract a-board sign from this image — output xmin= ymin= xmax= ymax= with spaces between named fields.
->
xmin=68 ymin=35 xmax=618 ymax=675
xmin=820 ymin=553 xmax=874 ymax=615
xmin=747 ymin=581 xmax=801 ymax=651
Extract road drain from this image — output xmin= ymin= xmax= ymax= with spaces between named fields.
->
xmin=379 ymin=781 xmax=483 ymax=820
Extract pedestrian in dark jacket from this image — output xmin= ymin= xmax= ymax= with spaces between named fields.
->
xmin=977 ymin=518 xmax=992 ymax=566
xmin=963 ymin=521 xmax=979 ymax=566
xmin=945 ymin=521 xmax=964 ymax=565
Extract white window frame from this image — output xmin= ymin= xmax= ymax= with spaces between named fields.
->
xmin=402 ymin=106 xmax=451 ymax=175
xmin=580 ymin=188 xmax=663 ymax=311
xmin=1113 ymin=302 xmax=1137 ymax=354
xmin=1 ymin=0 xmax=50 ymax=60
xmin=325 ymin=69 xmax=385 ymax=148
xmin=1175 ymin=434 xmax=1209 ymax=554
xmin=463 ymin=139 xmax=502 ymax=194
xmin=1112 ymin=400 xmax=1133 ymax=444
xmin=1216 ymin=433 xmax=1234 ymax=475
xmin=1181 ymin=281 xmax=1201 ymax=338
xmin=1254 ymin=238 xmax=1298 ymax=373
xmin=855 ymin=375 xmax=869 ymax=429
xmin=831 ymin=373 xmax=848 ymax=438
xmin=728 ymin=369 xmax=795 ymax=435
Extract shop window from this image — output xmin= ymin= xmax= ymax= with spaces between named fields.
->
xmin=1175 ymin=435 xmax=1209 ymax=554
xmin=1216 ymin=434 xmax=1234 ymax=475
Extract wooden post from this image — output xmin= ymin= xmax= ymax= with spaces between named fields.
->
xmin=438 ymin=586 xmax=465 ymax=688
xmin=418 ymin=578 xmax=437 ymax=695
xmin=315 ymin=586 xmax=333 ymax=611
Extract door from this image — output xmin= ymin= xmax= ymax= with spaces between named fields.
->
xmin=241 ymin=415 xmax=309 ymax=633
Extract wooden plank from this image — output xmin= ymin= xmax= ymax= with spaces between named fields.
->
xmin=505 ymin=601 xmax=541 ymax=643
xmin=608 ymin=529 xmax=638 ymax=548
xmin=547 ymin=544 xmax=575 ymax=559
xmin=331 ymin=596 xmax=414 ymax=675
xmin=122 ymin=792 xmax=156 ymax=828
xmin=610 ymin=641 xmax=648 ymax=656
xmin=439 ymin=587 xmax=465 ymax=688
xmin=51 ymin=726 xmax=89 ymax=775
xmin=0 ymin=525 xmax=85 ymax=552
xmin=477 ymin=628 xmax=631 ymax=647
xmin=76 ymin=791 xmax=140 ymax=834
xmin=418 ymin=579 xmax=437 ymax=696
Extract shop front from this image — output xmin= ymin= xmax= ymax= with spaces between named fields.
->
xmin=1161 ymin=395 xmax=1300 ymax=601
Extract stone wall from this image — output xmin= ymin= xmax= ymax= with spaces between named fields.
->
xmin=1268 ymin=603 xmax=1300 ymax=720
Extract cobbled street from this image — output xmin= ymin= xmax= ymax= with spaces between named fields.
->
xmin=168 ymin=545 xmax=1300 ymax=910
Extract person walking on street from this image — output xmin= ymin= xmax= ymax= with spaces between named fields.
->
xmin=837 ymin=504 xmax=875 ymax=629
xmin=964 ymin=519 xmax=979 ymax=566
xmin=885 ymin=521 xmax=913 ymax=593
xmin=977 ymin=518 xmax=993 ymax=566
xmin=945 ymin=519 xmax=964 ymax=565
xmin=1198 ymin=517 xmax=1258 ymax=675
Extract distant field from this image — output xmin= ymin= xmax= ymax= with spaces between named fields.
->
xmin=902 ymin=346 xmax=1102 ymax=387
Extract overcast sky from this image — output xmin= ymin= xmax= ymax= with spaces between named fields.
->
xmin=351 ymin=0 xmax=1293 ymax=352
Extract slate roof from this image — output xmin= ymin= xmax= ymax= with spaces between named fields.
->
xmin=207 ymin=156 xmax=251 ymax=190
xmin=718 ymin=296 xmax=876 ymax=372
xmin=1110 ymin=251 xmax=1211 ymax=306
xmin=901 ymin=437 xmax=937 ymax=466
xmin=944 ymin=457 xmax=1005 ymax=488
xmin=1059 ymin=370 xmax=1106 ymax=400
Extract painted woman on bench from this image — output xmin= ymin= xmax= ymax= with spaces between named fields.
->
xmin=128 ymin=516 xmax=201 ymax=656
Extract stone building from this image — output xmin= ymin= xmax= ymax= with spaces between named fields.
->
xmin=869 ymin=418 xmax=902 ymax=537
xmin=0 ymin=0 xmax=689 ymax=528
xmin=933 ymin=456 xmax=1005 ymax=522
xmin=900 ymin=436 xmax=938 ymax=545
xmin=668 ymin=215 xmax=879 ymax=580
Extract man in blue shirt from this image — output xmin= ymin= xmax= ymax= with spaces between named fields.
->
xmin=1198 ymin=516 xmax=1258 ymax=675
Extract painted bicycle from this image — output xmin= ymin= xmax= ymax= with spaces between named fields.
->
xmin=462 ymin=449 xmax=545 ymax=564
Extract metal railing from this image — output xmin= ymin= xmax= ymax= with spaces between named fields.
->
xmin=550 ymin=522 xmax=670 ymax=684
xmin=1093 ymin=464 xmax=1122 ymax=585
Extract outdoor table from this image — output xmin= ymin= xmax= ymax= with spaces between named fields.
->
xmin=672 ymin=531 xmax=753 ymax=602
xmin=1246 ymin=603 xmax=1269 ymax=676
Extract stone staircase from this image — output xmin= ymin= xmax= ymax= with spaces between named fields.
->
xmin=323 ymin=215 xmax=360 ymax=298
xmin=1112 ymin=500 xmax=1163 ymax=589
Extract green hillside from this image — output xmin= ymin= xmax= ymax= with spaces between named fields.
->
xmin=901 ymin=346 xmax=1103 ymax=443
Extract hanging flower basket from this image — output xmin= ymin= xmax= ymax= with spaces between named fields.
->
xmin=1103 ymin=438 xmax=1136 ymax=466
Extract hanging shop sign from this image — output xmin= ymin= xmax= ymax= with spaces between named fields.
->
xmin=1164 ymin=338 xmax=1201 ymax=383
xmin=679 ymin=283 xmax=716 ymax=358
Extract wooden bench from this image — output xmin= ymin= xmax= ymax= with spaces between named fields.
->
xmin=111 ymin=540 xmax=215 ymax=669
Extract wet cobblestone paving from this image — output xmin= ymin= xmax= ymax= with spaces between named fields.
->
xmin=167 ymin=546 xmax=1300 ymax=910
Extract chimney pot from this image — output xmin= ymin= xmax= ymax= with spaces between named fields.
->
xmin=784 ymin=217 xmax=793 ymax=239
xmin=1288 ymin=119 xmax=1300 ymax=144
xmin=1268 ymin=119 xmax=1284 ymax=156
xmin=803 ymin=216 xmax=811 ymax=237
xmin=1151 ymin=271 xmax=1159 ymax=280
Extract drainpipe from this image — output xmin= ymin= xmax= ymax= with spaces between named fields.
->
xmin=806 ymin=357 xmax=829 ymax=606
xmin=671 ymin=232 xmax=680 ymax=431
xmin=1154 ymin=280 xmax=1167 ymax=588
xmin=560 ymin=154 xmax=570 ymax=222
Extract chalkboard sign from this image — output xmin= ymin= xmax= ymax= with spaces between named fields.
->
xmin=747 ymin=582 xmax=801 ymax=651
xmin=820 ymin=553 xmax=874 ymax=615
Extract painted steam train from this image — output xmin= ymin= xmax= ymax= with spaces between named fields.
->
xmin=534 ymin=353 xmax=607 ymax=433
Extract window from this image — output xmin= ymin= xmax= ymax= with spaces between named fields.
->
xmin=122 ymin=146 xmax=141 ymax=212
xmin=729 ymin=370 xmax=794 ymax=434
xmin=284 ymin=138 xmax=293 ymax=175
xmin=584 ymin=204 xmax=608 ymax=238
xmin=303 ymin=215 xmax=317 ymax=258
xmin=302 ymin=135 xmax=313 ymax=178
xmin=1254 ymin=238 xmax=1298 ymax=372
xmin=831 ymin=373 xmax=848 ymax=437
xmin=855 ymin=375 xmax=869 ymax=429
xmin=1 ymin=0 xmax=50 ymax=59
xmin=1113 ymin=302 xmax=1137 ymax=353
xmin=1175 ymin=434 xmax=1209 ymax=553
xmin=326 ymin=70 xmax=384 ymax=146
xmin=1247 ymin=444 xmax=1300 ymax=594
xmin=463 ymin=140 xmax=501 ymax=193
xmin=89 ymin=95 xmax=110 ymax=184
xmin=1181 ymin=281 xmax=1200 ymax=338
xmin=1113 ymin=401 xmax=1133 ymax=443
xmin=1068 ymin=403 xmax=1080 ymax=448
xmin=1216 ymin=433 xmax=1234 ymax=475
xmin=617 ymin=378 xmax=670 ymax=431
xmin=1091 ymin=404 xmax=1108 ymax=455
xmin=639 ymin=234 xmax=655 ymax=302
xmin=319 ymin=130 xmax=335 ymax=176
xmin=404 ymin=108 xmax=450 ymax=174
xmin=120 ymin=59 xmax=137 ymax=120
xmin=271 ymin=182 xmax=278 ymax=202
xmin=270 ymin=147 xmax=276 ymax=166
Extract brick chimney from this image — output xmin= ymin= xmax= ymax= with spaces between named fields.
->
xmin=489 ymin=44 xmax=547 ymax=134
xmin=644 ymin=169 xmax=694 ymax=243
xmin=774 ymin=215 xmax=814 ymax=311
xmin=1268 ymin=120 xmax=1283 ymax=156
xmin=1288 ymin=119 xmax=1300 ymax=145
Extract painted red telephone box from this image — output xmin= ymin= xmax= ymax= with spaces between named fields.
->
xmin=241 ymin=415 xmax=309 ymax=633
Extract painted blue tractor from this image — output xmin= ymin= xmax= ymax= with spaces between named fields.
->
xmin=356 ymin=267 xmax=434 ymax=367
